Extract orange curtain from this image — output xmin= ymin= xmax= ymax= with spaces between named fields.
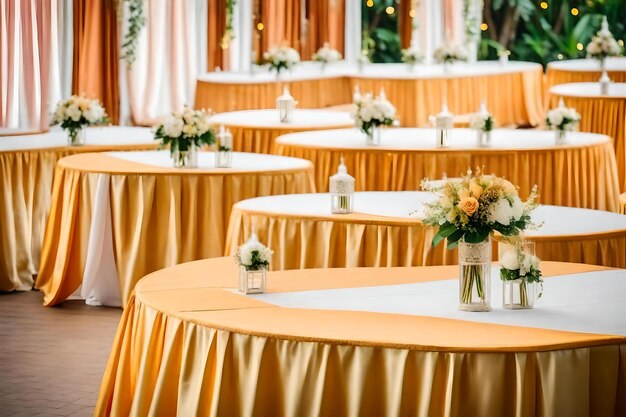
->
xmin=259 ymin=0 xmax=302 ymax=56
xmin=398 ymin=0 xmax=412 ymax=49
xmin=303 ymin=0 xmax=345 ymax=59
xmin=207 ymin=0 xmax=229 ymax=71
xmin=72 ymin=0 xmax=119 ymax=124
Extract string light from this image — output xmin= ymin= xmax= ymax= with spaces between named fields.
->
xmin=366 ymin=0 xmax=374 ymax=7
xmin=385 ymin=6 xmax=395 ymax=14
xmin=257 ymin=22 xmax=264 ymax=31
xmin=576 ymin=43 xmax=583 ymax=51
xmin=540 ymin=2 xmax=548 ymax=9
xmin=619 ymin=40 xmax=625 ymax=47
xmin=409 ymin=9 xmax=416 ymax=18
xmin=480 ymin=23 xmax=488 ymax=31
xmin=571 ymin=8 xmax=579 ymax=16
xmin=557 ymin=53 xmax=564 ymax=60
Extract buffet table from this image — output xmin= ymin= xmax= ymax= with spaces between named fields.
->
xmin=0 ymin=127 xmax=156 ymax=292
xmin=95 ymin=257 xmax=626 ymax=417
xmin=35 ymin=151 xmax=315 ymax=307
xmin=546 ymin=57 xmax=626 ymax=88
xmin=276 ymin=128 xmax=620 ymax=212
xmin=225 ymin=192 xmax=626 ymax=269
xmin=196 ymin=61 xmax=544 ymax=127
xmin=209 ymin=109 xmax=353 ymax=154
xmin=549 ymin=82 xmax=626 ymax=191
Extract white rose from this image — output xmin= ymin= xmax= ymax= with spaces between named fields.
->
xmin=510 ymin=195 xmax=524 ymax=221
xmin=84 ymin=103 xmax=104 ymax=124
xmin=500 ymin=250 xmax=520 ymax=271
xmin=547 ymin=110 xmax=563 ymax=127
xmin=519 ymin=252 xmax=533 ymax=276
xmin=488 ymin=198 xmax=513 ymax=225
xmin=164 ymin=116 xmax=184 ymax=138
xmin=238 ymin=244 xmax=253 ymax=265
xmin=65 ymin=104 xmax=82 ymax=122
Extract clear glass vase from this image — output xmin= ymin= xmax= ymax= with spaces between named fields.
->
xmin=458 ymin=237 xmax=492 ymax=312
xmin=171 ymin=144 xmax=198 ymax=168
xmin=555 ymin=130 xmax=567 ymax=145
xmin=239 ymin=266 xmax=266 ymax=294
xmin=365 ymin=126 xmax=381 ymax=146
xmin=67 ymin=128 xmax=86 ymax=146
xmin=503 ymin=279 xmax=537 ymax=309
xmin=476 ymin=130 xmax=491 ymax=147
xmin=215 ymin=149 xmax=232 ymax=168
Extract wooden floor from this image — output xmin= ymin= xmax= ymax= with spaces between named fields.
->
xmin=0 ymin=290 xmax=121 ymax=417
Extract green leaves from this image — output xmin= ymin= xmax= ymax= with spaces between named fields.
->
xmin=121 ymin=0 xmax=147 ymax=67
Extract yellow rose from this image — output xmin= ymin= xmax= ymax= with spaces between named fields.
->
xmin=469 ymin=181 xmax=483 ymax=199
xmin=459 ymin=196 xmax=479 ymax=216
xmin=458 ymin=189 xmax=470 ymax=199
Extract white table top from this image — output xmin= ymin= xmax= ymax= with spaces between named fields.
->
xmin=276 ymin=128 xmax=609 ymax=151
xmin=550 ymin=82 xmax=626 ymax=98
xmin=209 ymin=109 xmax=354 ymax=129
xmin=548 ymin=57 xmax=626 ymax=72
xmin=252 ymin=269 xmax=626 ymax=336
xmin=234 ymin=192 xmax=626 ymax=236
xmin=107 ymin=150 xmax=312 ymax=172
xmin=198 ymin=61 xmax=541 ymax=84
xmin=0 ymin=126 xmax=154 ymax=152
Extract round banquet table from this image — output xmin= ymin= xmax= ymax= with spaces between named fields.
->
xmin=94 ymin=257 xmax=626 ymax=417
xmin=209 ymin=109 xmax=353 ymax=154
xmin=225 ymin=192 xmax=626 ymax=270
xmin=549 ymin=82 xmax=626 ymax=192
xmin=35 ymin=151 xmax=315 ymax=308
xmin=276 ymin=127 xmax=621 ymax=212
xmin=196 ymin=61 xmax=544 ymax=128
xmin=0 ymin=126 xmax=156 ymax=293
xmin=546 ymin=57 xmax=626 ymax=89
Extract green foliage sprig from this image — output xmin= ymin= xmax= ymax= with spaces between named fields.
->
xmin=121 ymin=0 xmax=146 ymax=67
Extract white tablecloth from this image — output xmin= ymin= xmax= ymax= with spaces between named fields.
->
xmin=548 ymin=57 xmax=626 ymax=72
xmin=550 ymin=82 xmax=626 ymax=98
xmin=209 ymin=109 xmax=354 ymax=129
xmin=252 ymin=269 xmax=626 ymax=336
xmin=235 ymin=191 xmax=626 ymax=237
xmin=0 ymin=126 xmax=154 ymax=151
xmin=198 ymin=61 xmax=541 ymax=83
xmin=276 ymin=127 xmax=609 ymax=150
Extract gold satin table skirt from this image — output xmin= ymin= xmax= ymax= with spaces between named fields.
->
xmin=94 ymin=258 xmax=626 ymax=417
xmin=35 ymin=153 xmax=315 ymax=307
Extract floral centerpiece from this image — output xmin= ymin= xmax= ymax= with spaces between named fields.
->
xmin=469 ymin=108 xmax=494 ymax=147
xmin=422 ymin=169 xmax=539 ymax=311
xmin=263 ymin=45 xmax=300 ymax=77
xmin=50 ymin=95 xmax=109 ymax=145
xmin=312 ymin=42 xmax=342 ymax=69
xmin=235 ymin=234 xmax=273 ymax=294
xmin=500 ymin=245 xmax=543 ymax=309
xmin=153 ymin=107 xmax=214 ymax=168
xmin=433 ymin=43 xmax=468 ymax=70
xmin=401 ymin=46 xmax=424 ymax=66
xmin=586 ymin=17 xmax=622 ymax=91
xmin=353 ymin=92 xmax=396 ymax=146
xmin=545 ymin=102 xmax=580 ymax=143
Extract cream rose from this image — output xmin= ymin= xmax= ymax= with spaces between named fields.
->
xmin=458 ymin=196 xmax=479 ymax=216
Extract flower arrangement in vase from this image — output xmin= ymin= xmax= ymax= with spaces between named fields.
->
xmin=235 ymin=233 xmax=273 ymax=294
xmin=500 ymin=244 xmax=543 ymax=309
xmin=312 ymin=42 xmax=342 ymax=71
xmin=353 ymin=92 xmax=396 ymax=146
xmin=401 ymin=45 xmax=424 ymax=69
xmin=422 ymin=169 xmax=539 ymax=311
xmin=586 ymin=16 xmax=622 ymax=90
xmin=545 ymin=100 xmax=580 ymax=144
xmin=153 ymin=107 xmax=215 ymax=168
xmin=264 ymin=45 xmax=300 ymax=78
xmin=469 ymin=105 xmax=494 ymax=147
xmin=50 ymin=95 xmax=109 ymax=145
xmin=433 ymin=43 xmax=468 ymax=72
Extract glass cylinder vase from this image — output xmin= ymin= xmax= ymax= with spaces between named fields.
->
xmin=239 ymin=266 xmax=266 ymax=294
xmin=458 ymin=237 xmax=492 ymax=312
xmin=171 ymin=144 xmax=198 ymax=169
xmin=555 ymin=129 xmax=567 ymax=145
xmin=503 ymin=278 xmax=537 ymax=309
xmin=67 ymin=128 xmax=86 ymax=146
xmin=365 ymin=126 xmax=381 ymax=146
xmin=476 ymin=130 xmax=490 ymax=147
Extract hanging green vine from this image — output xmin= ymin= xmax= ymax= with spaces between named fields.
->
xmin=121 ymin=0 xmax=147 ymax=67
xmin=463 ymin=0 xmax=481 ymax=43
xmin=220 ymin=0 xmax=236 ymax=49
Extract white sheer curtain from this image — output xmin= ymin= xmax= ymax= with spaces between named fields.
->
xmin=119 ymin=0 xmax=206 ymax=126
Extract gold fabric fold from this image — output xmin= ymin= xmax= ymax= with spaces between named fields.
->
xmin=550 ymin=93 xmax=626 ymax=192
xmin=276 ymin=140 xmax=621 ymax=212
xmin=546 ymin=67 xmax=626 ymax=90
xmin=195 ymin=67 xmax=544 ymax=128
xmin=224 ymin=124 xmax=352 ymax=154
xmin=35 ymin=153 xmax=314 ymax=306
xmin=225 ymin=207 xmax=626 ymax=269
xmin=94 ymin=259 xmax=626 ymax=417
xmin=620 ymin=193 xmax=626 ymax=215
xmin=0 ymin=143 xmax=155 ymax=292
